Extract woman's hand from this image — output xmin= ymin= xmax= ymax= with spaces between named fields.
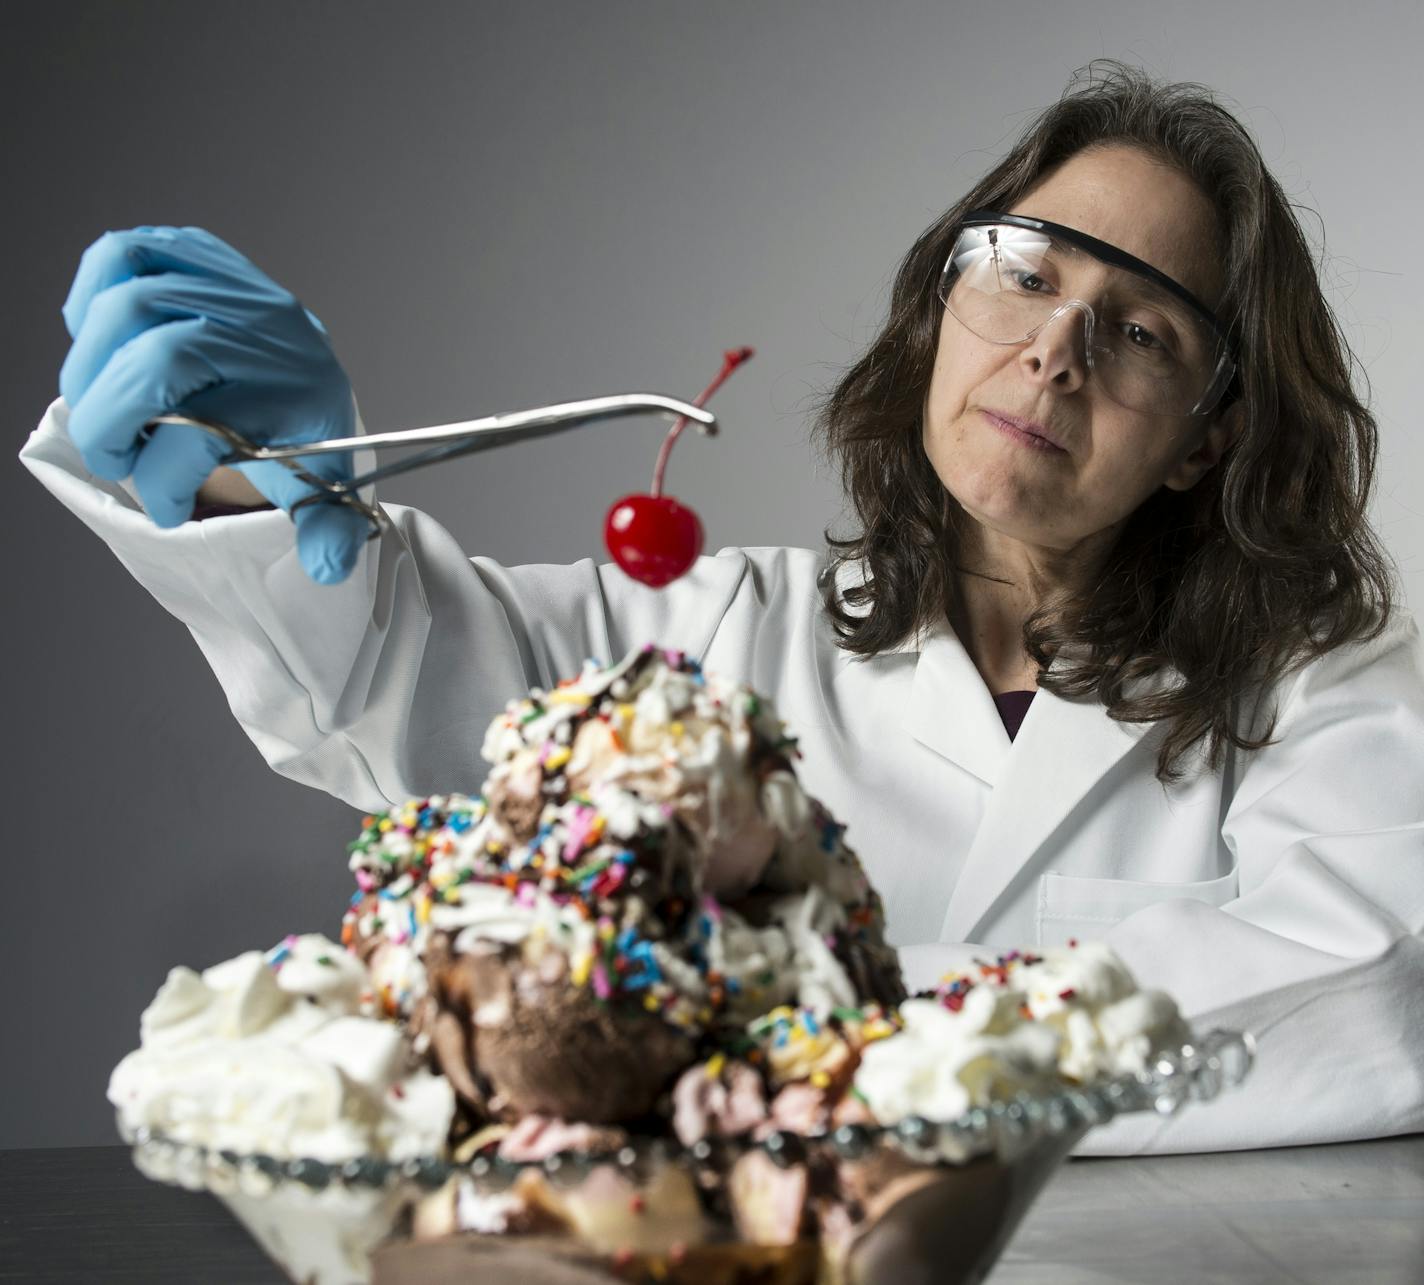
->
xmin=59 ymin=225 xmax=368 ymax=584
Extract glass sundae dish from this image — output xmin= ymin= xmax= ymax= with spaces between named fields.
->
xmin=112 ymin=647 xmax=1253 ymax=1284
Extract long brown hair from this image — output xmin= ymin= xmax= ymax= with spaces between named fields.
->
xmin=813 ymin=59 xmax=1395 ymax=783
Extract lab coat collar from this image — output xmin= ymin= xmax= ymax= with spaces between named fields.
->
xmin=898 ymin=615 xmax=1161 ymax=944
xmin=905 ymin=623 xmax=1013 ymax=784
xmin=937 ymin=665 xmax=1156 ymax=942
xmin=828 ymin=555 xmax=1160 ymax=938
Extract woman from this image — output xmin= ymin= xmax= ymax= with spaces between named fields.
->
xmin=22 ymin=63 xmax=1424 ymax=1153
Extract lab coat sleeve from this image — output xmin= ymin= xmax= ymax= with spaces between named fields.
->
xmin=18 ymin=398 xmax=754 ymax=812
xmin=1077 ymin=610 xmax=1424 ymax=1154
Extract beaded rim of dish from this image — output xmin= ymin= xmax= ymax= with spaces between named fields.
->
xmin=122 ymin=1029 xmax=1252 ymax=1197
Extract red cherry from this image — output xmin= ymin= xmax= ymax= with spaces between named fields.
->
xmin=606 ymin=346 xmax=751 ymax=588
xmin=604 ymin=493 xmax=704 ymax=587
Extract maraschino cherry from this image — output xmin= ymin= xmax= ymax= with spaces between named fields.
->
xmin=604 ymin=347 xmax=753 ymax=587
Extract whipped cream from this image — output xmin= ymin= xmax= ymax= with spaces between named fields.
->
xmin=854 ymin=994 xmax=1061 ymax=1124
xmin=1014 ymin=941 xmax=1192 ymax=1080
xmin=854 ymin=942 xmax=1189 ymax=1124
xmin=109 ymin=934 xmax=453 ymax=1162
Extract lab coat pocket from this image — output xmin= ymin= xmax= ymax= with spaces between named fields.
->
xmin=1036 ymin=868 xmax=1238 ymax=948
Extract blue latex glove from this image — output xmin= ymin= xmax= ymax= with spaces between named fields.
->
xmin=59 ymin=225 xmax=369 ymax=584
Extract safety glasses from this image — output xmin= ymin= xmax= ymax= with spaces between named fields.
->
xmin=938 ymin=211 xmax=1239 ymax=417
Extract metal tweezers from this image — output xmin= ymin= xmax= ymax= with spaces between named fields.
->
xmin=147 ymin=392 xmax=718 ymax=537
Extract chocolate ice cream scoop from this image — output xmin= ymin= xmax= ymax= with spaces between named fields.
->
xmin=426 ymin=937 xmax=697 ymax=1124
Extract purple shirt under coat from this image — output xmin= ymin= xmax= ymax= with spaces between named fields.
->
xmin=993 ymin=690 xmax=1036 ymax=741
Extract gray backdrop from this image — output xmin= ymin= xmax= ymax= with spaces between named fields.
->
xmin=3 ymin=1 xmax=1420 ymax=1149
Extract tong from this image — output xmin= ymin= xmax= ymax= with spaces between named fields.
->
xmin=148 ymin=392 xmax=719 ymax=536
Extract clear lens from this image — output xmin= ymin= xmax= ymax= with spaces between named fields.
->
xmin=939 ymin=225 xmax=1232 ymax=416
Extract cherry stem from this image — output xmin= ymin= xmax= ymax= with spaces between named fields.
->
xmin=650 ymin=346 xmax=754 ymax=498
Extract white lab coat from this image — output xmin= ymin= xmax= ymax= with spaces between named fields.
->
xmin=21 ymin=399 xmax=1424 ymax=1156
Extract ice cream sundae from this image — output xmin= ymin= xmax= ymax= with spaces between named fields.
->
xmin=110 ymin=646 xmax=1243 ymax=1285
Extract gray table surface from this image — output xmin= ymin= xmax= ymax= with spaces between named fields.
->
xmin=991 ymin=1134 xmax=1424 ymax=1285
xmin=1 ymin=1137 xmax=1421 ymax=1283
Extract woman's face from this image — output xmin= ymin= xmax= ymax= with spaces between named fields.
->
xmin=922 ymin=143 xmax=1241 ymax=565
